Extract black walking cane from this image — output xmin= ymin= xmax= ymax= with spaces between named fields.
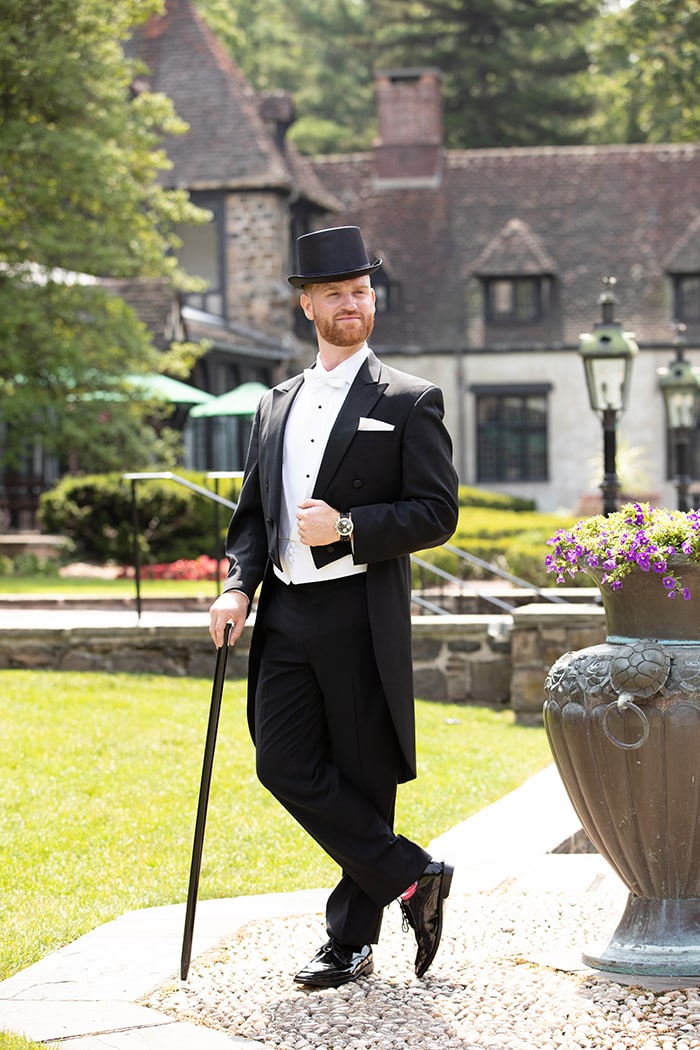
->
xmin=180 ymin=621 xmax=231 ymax=980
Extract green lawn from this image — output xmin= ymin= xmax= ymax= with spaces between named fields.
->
xmin=0 ymin=669 xmax=553 ymax=988
xmin=0 ymin=1034 xmax=44 ymax=1050
xmin=0 ymin=575 xmax=218 ymax=597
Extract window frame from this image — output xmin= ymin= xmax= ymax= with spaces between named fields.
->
xmin=483 ymin=275 xmax=544 ymax=326
xmin=472 ymin=383 xmax=551 ymax=483
xmin=673 ymin=273 xmax=700 ymax=325
xmin=178 ymin=191 xmax=226 ymax=318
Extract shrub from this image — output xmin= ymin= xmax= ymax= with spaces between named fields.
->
xmin=414 ymin=507 xmax=576 ymax=588
xmin=38 ymin=472 xmax=242 ymax=564
xmin=0 ymin=553 xmax=63 ymax=578
xmin=457 ymin=485 xmax=535 ymax=512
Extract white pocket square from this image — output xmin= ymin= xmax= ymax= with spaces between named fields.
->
xmin=357 ymin=417 xmax=395 ymax=432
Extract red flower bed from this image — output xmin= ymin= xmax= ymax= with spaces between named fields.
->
xmin=120 ymin=555 xmax=228 ymax=581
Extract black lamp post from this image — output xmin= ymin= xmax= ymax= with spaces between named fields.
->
xmin=657 ymin=327 xmax=700 ymax=512
xmin=578 ymin=278 xmax=639 ymax=516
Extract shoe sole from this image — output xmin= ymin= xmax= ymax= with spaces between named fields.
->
xmin=416 ymin=861 xmax=454 ymax=979
xmin=294 ymin=960 xmax=374 ymax=988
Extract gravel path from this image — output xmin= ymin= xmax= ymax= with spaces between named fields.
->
xmin=142 ymin=889 xmax=700 ymax=1049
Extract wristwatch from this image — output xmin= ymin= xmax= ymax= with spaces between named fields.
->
xmin=335 ymin=510 xmax=354 ymax=541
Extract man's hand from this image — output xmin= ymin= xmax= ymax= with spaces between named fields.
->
xmin=296 ymin=499 xmax=339 ymax=546
xmin=209 ymin=590 xmax=249 ymax=647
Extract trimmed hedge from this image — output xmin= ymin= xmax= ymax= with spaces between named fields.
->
xmin=38 ymin=474 xmax=574 ymax=588
xmin=414 ymin=506 xmax=577 ymax=589
xmin=456 ymin=485 xmax=535 ymax=512
xmin=38 ymin=472 xmax=243 ymax=565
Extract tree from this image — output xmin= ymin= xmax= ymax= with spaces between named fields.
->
xmin=0 ymin=0 xmax=206 ymax=473
xmin=198 ymin=0 xmax=378 ymax=154
xmin=368 ymin=0 xmax=600 ymax=148
xmin=587 ymin=0 xmax=700 ymax=143
xmin=199 ymin=0 xmax=600 ymax=152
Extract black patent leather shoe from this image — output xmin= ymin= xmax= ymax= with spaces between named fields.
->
xmin=293 ymin=937 xmax=374 ymax=988
xmin=399 ymin=859 xmax=454 ymax=978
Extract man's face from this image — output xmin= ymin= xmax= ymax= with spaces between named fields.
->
xmin=301 ymin=276 xmax=375 ymax=349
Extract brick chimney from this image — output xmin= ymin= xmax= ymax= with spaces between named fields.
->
xmin=374 ymin=68 xmax=443 ymax=183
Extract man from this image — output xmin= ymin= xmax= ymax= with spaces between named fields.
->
xmin=209 ymin=226 xmax=459 ymax=987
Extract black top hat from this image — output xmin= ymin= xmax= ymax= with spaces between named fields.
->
xmin=288 ymin=226 xmax=382 ymax=289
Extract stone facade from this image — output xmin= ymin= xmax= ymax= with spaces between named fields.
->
xmin=412 ymin=615 xmax=513 ymax=706
xmin=224 ymin=192 xmax=293 ymax=339
xmin=0 ymin=621 xmax=251 ymax=682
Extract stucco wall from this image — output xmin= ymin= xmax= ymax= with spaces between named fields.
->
xmin=378 ymin=345 xmax=679 ymax=514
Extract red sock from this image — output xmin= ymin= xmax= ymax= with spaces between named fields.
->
xmin=400 ymin=881 xmax=417 ymax=901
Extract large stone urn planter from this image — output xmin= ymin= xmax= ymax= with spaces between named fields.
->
xmin=544 ymin=562 xmax=700 ymax=976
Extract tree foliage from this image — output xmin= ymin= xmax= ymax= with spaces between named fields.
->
xmin=588 ymin=0 xmax=700 ymax=143
xmin=368 ymin=0 xmax=599 ymax=148
xmin=197 ymin=0 xmax=700 ymax=152
xmin=198 ymin=0 xmax=378 ymax=153
xmin=0 ymin=0 xmax=207 ymax=472
xmin=198 ymin=0 xmax=600 ymax=152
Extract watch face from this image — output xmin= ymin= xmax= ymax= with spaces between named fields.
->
xmin=336 ymin=516 xmax=353 ymax=536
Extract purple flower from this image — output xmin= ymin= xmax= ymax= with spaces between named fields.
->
xmin=544 ymin=502 xmax=697 ymax=600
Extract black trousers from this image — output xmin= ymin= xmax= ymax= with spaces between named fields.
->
xmin=254 ymin=573 xmax=429 ymax=945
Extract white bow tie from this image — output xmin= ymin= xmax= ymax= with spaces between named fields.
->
xmin=303 ymin=366 xmax=347 ymax=391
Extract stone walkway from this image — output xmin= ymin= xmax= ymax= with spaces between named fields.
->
xmin=5 ymin=764 xmax=695 ymax=1050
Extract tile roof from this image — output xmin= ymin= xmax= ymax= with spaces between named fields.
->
xmin=126 ymin=0 xmax=336 ymax=209
xmin=312 ymin=143 xmax=700 ymax=350
xmin=101 ymin=277 xmax=183 ymax=351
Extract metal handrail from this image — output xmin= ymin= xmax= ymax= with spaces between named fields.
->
xmin=123 ymin=471 xmax=564 ymax=619
xmin=123 ymin=471 xmax=240 ymax=618
xmin=411 ymin=555 xmax=515 ymax=613
xmin=411 ymin=593 xmax=453 ymax=616
xmin=443 ymin=543 xmax=569 ymax=604
xmin=122 ymin=471 xmax=238 ymax=511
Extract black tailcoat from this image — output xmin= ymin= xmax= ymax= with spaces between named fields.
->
xmin=223 ymin=350 xmax=459 ymax=783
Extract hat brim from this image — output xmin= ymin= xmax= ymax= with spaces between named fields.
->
xmin=288 ymin=259 xmax=382 ymax=289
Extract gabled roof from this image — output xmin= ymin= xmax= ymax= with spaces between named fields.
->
xmin=312 ymin=143 xmax=700 ymax=348
xmin=473 ymin=218 xmax=557 ymax=276
xmin=126 ymin=0 xmax=336 ymax=209
xmin=182 ymin=306 xmax=297 ymax=363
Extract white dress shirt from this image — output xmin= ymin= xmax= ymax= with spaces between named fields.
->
xmin=275 ymin=346 xmax=370 ymax=585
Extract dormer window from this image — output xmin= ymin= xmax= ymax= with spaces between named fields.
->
xmin=473 ymin=219 xmax=556 ymax=330
xmin=484 ymin=276 xmax=543 ymax=325
xmin=369 ymin=251 xmax=396 ymax=312
xmin=372 ymin=267 xmax=396 ymax=315
xmin=673 ymin=274 xmax=700 ymax=325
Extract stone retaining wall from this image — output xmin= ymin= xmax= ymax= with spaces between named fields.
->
xmin=0 ymin=622 xmax=249 ymax=682
xmin=412 ymin=615 xmax=513 ymax=706
xmin=0 ymin=602 xmax=608 ymax=722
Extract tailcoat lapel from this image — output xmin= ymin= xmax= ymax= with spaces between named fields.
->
xmin=314 ymin=352 xmax=387 ymax=496
xmin=262 ymin=374 xmax=304 ymax=522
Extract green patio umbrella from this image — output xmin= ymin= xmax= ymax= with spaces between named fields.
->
xmin=189 ymin=381 xmax=268 ymax=418
xmin=126 ymin=373 xmax=214 ymax=405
